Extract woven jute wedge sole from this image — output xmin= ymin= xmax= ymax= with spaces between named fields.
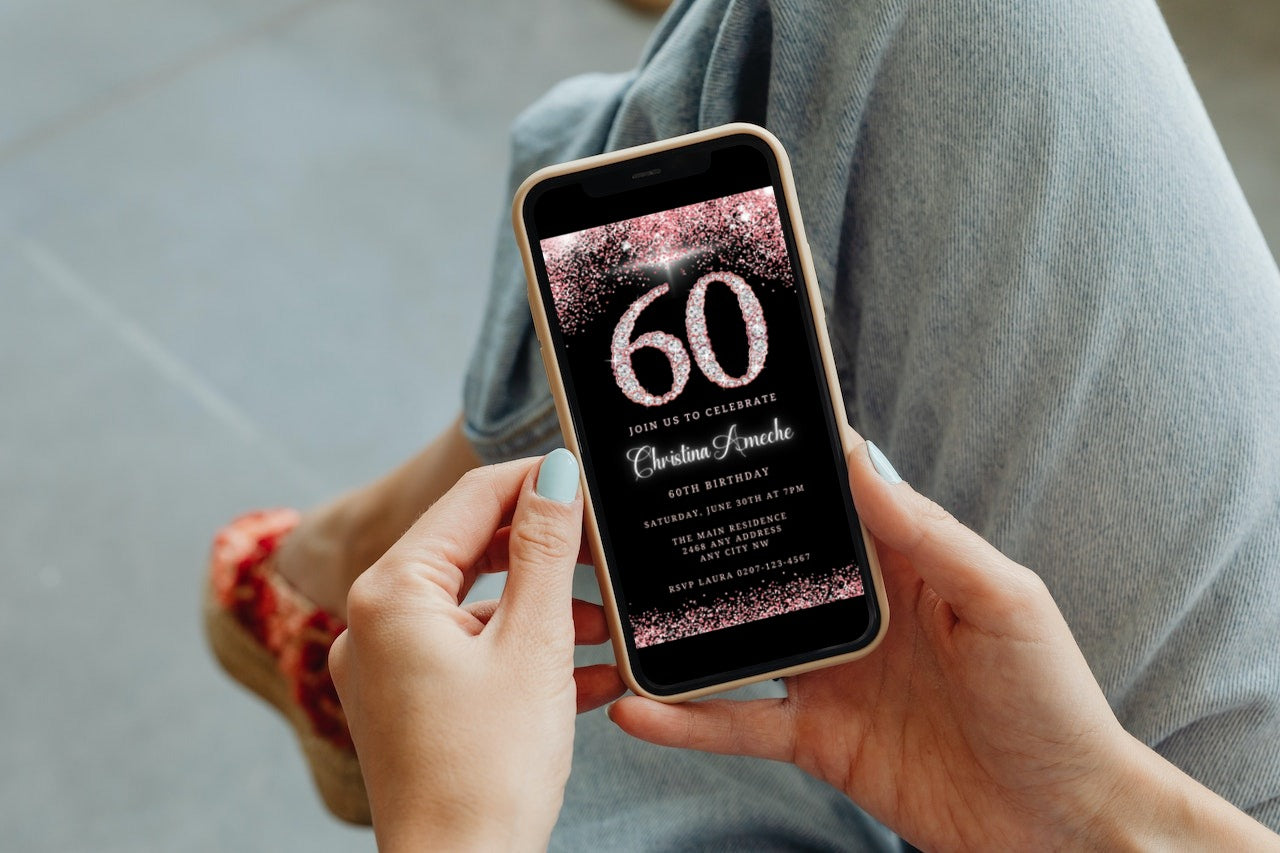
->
xmin=204 ymin=583 xmax=371 ymax=825
xmin=619 ymin=0 xmax=673 ymax=13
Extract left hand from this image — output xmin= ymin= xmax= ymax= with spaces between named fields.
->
xmin=609 ymin=434 xmax=1140 ymax=849
xmin=607 ymin=434 xmax=1280 ymax=849
xmin=328 ymin=452 xmax=625 ymax=851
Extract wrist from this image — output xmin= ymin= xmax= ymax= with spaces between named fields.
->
xmin=376 ymin=813 xmax=527 ymax=853
xmin=1082 ymin=733 xmax=1280 ymax=851
xmin=1073 ymin=734 xmax=1178 ymax=851
xmin=373 ymin=793 xmax=556 ymax=853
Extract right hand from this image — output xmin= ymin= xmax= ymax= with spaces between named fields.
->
xmin=609 ymin=432 xmax=1275 ymax=849
xmin=329 ymin=454 xmax=624 ymax=850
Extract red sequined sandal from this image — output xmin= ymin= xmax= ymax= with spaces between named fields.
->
xmin=203 ymin=509 xmax=371 ymax=825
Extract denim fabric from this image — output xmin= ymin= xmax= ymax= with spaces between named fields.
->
xmin=462 ymin=0 xmax=1280 ymax=843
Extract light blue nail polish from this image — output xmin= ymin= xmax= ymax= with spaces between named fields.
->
xmin=866 ymin=441 xmax=902 ymax=484
xmin=536 ymin=448 xmax=580 ymax=503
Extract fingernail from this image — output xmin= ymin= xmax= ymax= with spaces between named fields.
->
xmin=536 ymin=448 xmax=580 ymax=503
xmin=866 ymin=441 xmax=902 ymax=484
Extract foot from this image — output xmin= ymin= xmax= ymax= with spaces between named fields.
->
xmin=273 ymin=415 xmax=485 ymax=620
xmin=271 ymin=498 xmax=380 ymax=622
xmin=205 ymin=508 xmax=369 ymax=823
xmin=205 ymin=417 xmax=482 ymax=824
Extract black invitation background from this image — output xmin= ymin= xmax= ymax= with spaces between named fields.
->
xmin=541 ymin=187 xmax=865 ymax=650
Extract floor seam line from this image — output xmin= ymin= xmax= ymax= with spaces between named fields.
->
xmin=16 ymin=234 xmax=327 ymax=493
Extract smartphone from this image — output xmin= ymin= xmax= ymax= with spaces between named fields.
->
xmin=514 ymin=123 xmax=888 ymax=702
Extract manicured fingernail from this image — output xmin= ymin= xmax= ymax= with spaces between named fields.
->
xmin=536 ymin=448 xmax=580 ymax=503
xmin=866 ymin=441 xmax=902 ymax=484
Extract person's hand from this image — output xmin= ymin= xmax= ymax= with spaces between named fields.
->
xmin=328 ymin=450 xmax=625 ymax=851
xmin=609 ymin=432 xmax=1280 ymax=850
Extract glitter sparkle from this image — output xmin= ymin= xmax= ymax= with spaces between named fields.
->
xmin=541 ymin=186 xmax=792 ymax=336
xmin=629 ymin=563 xmax=865 ymax=648
xmin=611 ymin=284 xmax=691 ymax=406
xmin=685 ymin=271 xmax=767 ymax=388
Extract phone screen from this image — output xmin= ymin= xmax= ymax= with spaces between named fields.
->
xmin=526 ymin=135 xmax=878 ymax=693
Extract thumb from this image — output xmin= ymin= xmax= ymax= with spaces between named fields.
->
xmin=492 ymin=448 xmax=584 ymax=643
xmin=847 ymin=435 xmax=1040 ymax=627
xmin=608 ymin=695 xmax=793 ymax=763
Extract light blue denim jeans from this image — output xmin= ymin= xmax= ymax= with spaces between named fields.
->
xmin=462 ymin=0 xmax=1280 ymax=846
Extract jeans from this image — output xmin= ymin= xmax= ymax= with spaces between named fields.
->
xmin=462 ymin=0 xmax=1280 ymax=845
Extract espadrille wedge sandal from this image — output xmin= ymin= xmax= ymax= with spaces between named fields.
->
xmin=204 ymin=509 xmax=371 ymax=825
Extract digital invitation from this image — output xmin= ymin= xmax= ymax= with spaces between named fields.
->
xmin=541 ymin=186 xmax=865 ymax=649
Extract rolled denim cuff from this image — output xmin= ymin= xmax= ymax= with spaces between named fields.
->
xmin=462 ymin=397 xmax=563 ymax=464
xmin=461 ymin=71 xmax=635 ymax=464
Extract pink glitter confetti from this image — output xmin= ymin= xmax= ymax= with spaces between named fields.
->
xmin=541 ymin=186 xmax=792 ymax=336
xmin=629 ymin=563 xmax=865 ymax=648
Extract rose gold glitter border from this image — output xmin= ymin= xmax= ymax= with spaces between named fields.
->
xmin=541 ymin=186 xmax=791 ymax=336
xmin=629 ymin=563 xmax=866 ymax=648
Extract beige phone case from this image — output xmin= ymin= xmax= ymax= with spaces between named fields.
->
xmin=513 ymin=122 xmax=889 ymax=703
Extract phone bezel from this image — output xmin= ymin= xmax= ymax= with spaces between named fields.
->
xmin=514 ymin=124 xmax=889 ymax=702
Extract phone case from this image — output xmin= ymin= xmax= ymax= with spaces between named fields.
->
xmin=514 ymin=122 xmax=889 ymax=703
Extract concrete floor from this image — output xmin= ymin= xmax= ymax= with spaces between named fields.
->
xmin=0 ymin=1 xmax=1274 ymax=850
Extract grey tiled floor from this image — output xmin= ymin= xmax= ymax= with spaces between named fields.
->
xmin=0 ymin=1 xmax=1275 ymax=850
xmin=1 ymin=2 xmax=652 ymax=850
